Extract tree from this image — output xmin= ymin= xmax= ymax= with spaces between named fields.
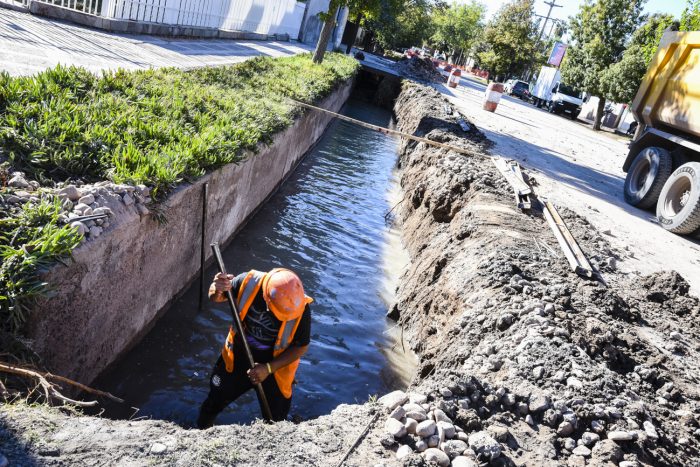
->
xmin=431 ymin=1 xmax=486 ymax=62
xmin=680 ymin=0 xmax=700 ymax=30
xmin=313 ymin=1 xmax=343 ymax=64
xmin=475 ymin=0 xmax=539 ymax=79
xmin=366 ymin=0 xmax=440 ymax=52
xmin=599 ymin=14 xmax=675 ymax=105
xmin=560 ymin=0 xmax=646 ymax=130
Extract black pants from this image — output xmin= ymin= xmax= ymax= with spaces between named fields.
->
xmin=197 ymin=355 xmax=291 ymax=428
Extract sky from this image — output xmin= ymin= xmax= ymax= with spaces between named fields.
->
xmin=480 ymin=0 xmax=687 ymax=24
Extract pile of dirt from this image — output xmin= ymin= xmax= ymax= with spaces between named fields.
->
xmin=375 ymin=82 xmax=700 ymax=466
xmin=1 ymin=81 xmax=699 ymax=467
xmin=397 ymin=56 xmax=445 ymax=84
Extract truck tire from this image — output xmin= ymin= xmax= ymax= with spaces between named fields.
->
xmin=656 ymin=162 xmax=700 ymax=235
xmin=623 ymin=146 xmax=673 ymax=209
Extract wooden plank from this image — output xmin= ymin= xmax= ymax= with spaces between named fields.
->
xmin=542 ymin=200 xmax=594 ymax=278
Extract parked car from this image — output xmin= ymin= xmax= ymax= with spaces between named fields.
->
xmin=509 ymin=80 xmax=531 ymax=100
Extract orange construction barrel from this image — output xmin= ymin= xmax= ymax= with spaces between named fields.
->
xmin=483 ymin=83 xmax=504 ymax=112
xmin=448 ymin=68 xmax=462 ymax=88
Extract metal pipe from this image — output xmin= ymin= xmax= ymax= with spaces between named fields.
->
xmin=210 ymin=243 xmax=273 ymax=422
xmin=199 ymin=182 xmax=208 ymax=311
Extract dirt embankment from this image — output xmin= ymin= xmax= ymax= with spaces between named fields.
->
xmin=2 ymin=82 xmax=700 ymax=467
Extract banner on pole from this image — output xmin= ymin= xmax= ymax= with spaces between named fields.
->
xmin=547 ymin=42 xmax=568 ymax=67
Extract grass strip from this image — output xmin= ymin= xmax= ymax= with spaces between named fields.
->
xmin=0 ymin=53 xmax=358 ymax=338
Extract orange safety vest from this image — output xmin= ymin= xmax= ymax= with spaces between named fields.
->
xmin=221 ymin=270 xmax=305 ymax=398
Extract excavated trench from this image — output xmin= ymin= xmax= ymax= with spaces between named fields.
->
xmin=91 ymin=79 xmax=417 ymax=426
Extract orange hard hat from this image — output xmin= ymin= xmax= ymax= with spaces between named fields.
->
xmin=263 ymin=268 xmax=312 ymax=321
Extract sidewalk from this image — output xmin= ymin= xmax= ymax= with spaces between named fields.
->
xmin=0 ymin=8 xmax=313 ymax=76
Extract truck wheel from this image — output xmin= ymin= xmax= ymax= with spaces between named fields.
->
xmin=623 ymin=146 xmax=673 ymax=209
xmin=656 ymin=162 xmax=700 ymax=235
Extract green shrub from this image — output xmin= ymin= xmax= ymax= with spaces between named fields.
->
xmin=0 ymin=53 xmax=358 ymax=199
xmin=0 ymin=53 xmax=358 ymax=336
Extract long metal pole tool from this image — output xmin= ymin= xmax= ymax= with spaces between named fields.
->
xmin=291 ymin=99 xmax=488 ymax=159
xmin=210 ymin=242 xmax=273 ymax=422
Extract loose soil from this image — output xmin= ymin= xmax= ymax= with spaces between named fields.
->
xmin=1 ymin=81 xmax=699 ymax=467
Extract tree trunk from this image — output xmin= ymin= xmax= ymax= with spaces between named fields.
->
xmin=313 ymin=6 xmax=340 ymax=64
xmin=593 ymin=96 xmax=606 ymax=131
xmin=344 ymin=13 xmax=362 ymax=54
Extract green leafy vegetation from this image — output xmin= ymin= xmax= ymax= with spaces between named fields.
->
xmin=0 ymin=53 xmax=357 ymax=340
xmin=0 ymin=53 xmax=358 ymax=199
xmin=0 ymin=196 xmax=82 ymax=335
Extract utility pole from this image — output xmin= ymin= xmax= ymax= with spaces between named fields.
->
xmin=537 ymin=0 xmax=563 ymax=44
xmin=525 ymin=0 xmax=563 ymax=80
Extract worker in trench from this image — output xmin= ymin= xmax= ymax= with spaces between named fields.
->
xmin=197 ymin=268 xmax=312 ymax=428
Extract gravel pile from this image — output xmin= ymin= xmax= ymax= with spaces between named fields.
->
xmin=397 ymin=56 xmax=445 ymax=84
xmin=3 ymin=170 xmax=152 ymax=241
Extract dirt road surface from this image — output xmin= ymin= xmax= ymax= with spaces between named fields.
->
xmin=438 ymin=78 xmax=700 ymax=295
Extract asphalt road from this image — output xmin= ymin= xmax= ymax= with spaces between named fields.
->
xmin=0 ymin=8 xmax=312 ymax=76
xmin=439 ymin=77 xmax=700 ymax=294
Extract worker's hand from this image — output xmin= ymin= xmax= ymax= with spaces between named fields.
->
xmin=213 ymin=273 xmax=234 ymax=294
xmin=247 ymin=363 xmax=270 ymax=385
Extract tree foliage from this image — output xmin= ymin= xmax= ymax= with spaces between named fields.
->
xmin=475 ymin=0 xmax=539 ymax=79
xmin=431 ymin=1 xmax=486 ymax=58
xmin=680 ymin=0 xmax=700 ymax=30
xmin=600 ymin=14 xmax=675 ymax=104
xmin=367 ymin=0 xmax=442 ymax=51
xmin=560 ymin=0 xmax=646 ymax=129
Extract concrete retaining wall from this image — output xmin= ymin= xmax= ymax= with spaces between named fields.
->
xmin=28 ymin=79 xmax=354 ymax=385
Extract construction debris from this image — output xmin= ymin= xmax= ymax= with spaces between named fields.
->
xmin=541 ymin=199 xmax=596 ymax=278
xmin=491 ymin=157 xmax=532 ymax=210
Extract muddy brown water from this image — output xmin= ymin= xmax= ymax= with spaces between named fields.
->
xmin=93 ymin=98 xmax=416 ymax=426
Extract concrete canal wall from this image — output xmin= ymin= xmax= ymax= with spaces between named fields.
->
xmin=27 ymin=78 xmax=355 ymax=385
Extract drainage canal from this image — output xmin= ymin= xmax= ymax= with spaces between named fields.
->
xmin=93 ymin=96 xmax=416 ymax=426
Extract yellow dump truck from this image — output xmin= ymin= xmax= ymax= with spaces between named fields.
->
xmin=623 ymin=30 xmax=700 ymax=235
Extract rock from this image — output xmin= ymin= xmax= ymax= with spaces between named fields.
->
xmin=566 ymin=377 xmax=583 ymax=389
xmin=451 ymin=456 xmax=478 ymax=467
xmin=528 ymin=394 xmax=550 ymax=413
xmin=390 ymin=405 xmax=406 ymax=420
xmin=456 ymin=432 xmax=469 ymax=442
xmin=136 ymin=184 xmax=150 ymax=197
xmin=122 ymin=193 xmax=135 ymax=206
xmin=436 ymin=420 xmax=455 ymax=439
xmin=150 ymin=443 xmax=167 ymax=454
xmin=423 ymin=448 xmax=450 ymax=467
xmin=415 ymin=439 xmax=428 ymax=452
xmin=591 ymin=420 xmax=605 ymax=433
xmin=592 ymin=439 xmax=623 ymax=462
xmin=15 ymin=190 xmax=32 ymax=199
xmin=58 ymin=185 xmax=81 ymax=201
xmin=467 ymin=431 xmax=501 ymax=460
xmin=5 ymin=195 xmax=22 ymax=204
xmin=396 ymin=444 xmax=413 ymax=460
xmin=379 ymin=390 xmax=409 ymax=410
xmin=416 ymin=420 xmax=437 ymax=437
xmin=405 ymin=404 xmax=428 ymax=422
xmin=386 ymin=418 xmax=407 ymax=438
xmin=562 ymin=438 xmax=576 ymax=451
xmin=619 ymin=461 xmax=639 ymax=467
xmin=73 ymin=203 xmax=93 ymax=216
xmin=525 ymin=415 xmax=535 ymax=425
xmin=643 ymin=421 xmax=658 ymax=440
xmin=433 ymin=409 xmax=451 ymax=423
xmin=439 ymin=387 xmax=453 ymax=398
xmin=496 ymin=313 xmax=514 ymax=330
xmin=89 ymin=226 xmax=103 ymax=238
xmin=532 ymin=366 xmax=545 ymax=380
xmin=441 ymin=439 xmax=468 ymax=459
xmin=409 ymin=393 xmax=428 ymax=405
xmin=78 ymin=194 xmax=95 ymax=205
xmin=9 ymin=174 xmax=30 ymax=188
xmin=572 ymin=445 xmax=591 ymax=457
xmin=607 ymin=431 xmax=634 ymax=442
xmin=70 ymin=221 xmax=88 ymax=236
xmin=136 ymin=204 xmax=149 ymax=216
xmin=581 ymin=432 xmax=600 ymax=446
xmin=501 ymin=393 xmax=516 ymax=406
xmin=93 ymin=206 xmax=113 ymax=216
xmin=405 ymin=418 xmax=418 ymax=434
xmin=488 ymin=425 xmax=509 ymax=443
xmin=427 ymin=435 xmax=440 ymax=448
xmin=544 ymin=303 xmax=555 ymax=313
xmin=61 ymin=198 xmax=74 ymax=211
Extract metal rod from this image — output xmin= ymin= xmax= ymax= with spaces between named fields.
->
xmin=199 ymin=182 xmax=208 ymax=311
xmin=210 ymin=242 xmax=273 ymax=422
xmin=291 ymin=100 xmax=488 ymax=160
